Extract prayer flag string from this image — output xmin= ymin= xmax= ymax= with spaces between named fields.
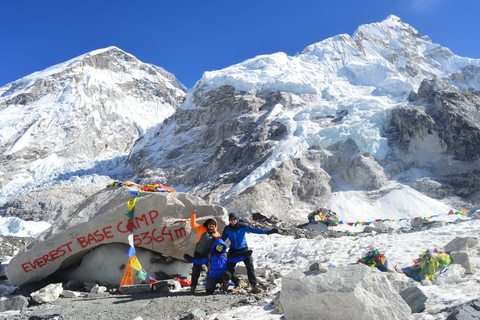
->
xmin=112 ymin=181 xmax=176 ymax=291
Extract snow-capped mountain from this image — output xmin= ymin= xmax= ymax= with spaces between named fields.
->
xmin=0 ymin=46 xmax=186 ymax=212
xmin=127 ymin=15 xmax=480 ymax=224
xmin=1 ymin=15 xmax=479 ymax=228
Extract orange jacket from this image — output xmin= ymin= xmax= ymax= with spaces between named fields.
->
xmin=190 ymin=212 xmax=221 ymax=256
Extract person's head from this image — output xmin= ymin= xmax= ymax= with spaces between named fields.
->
xmin=214 ymin=243 xmax=225 ymax=253
xmin=203 ymin=219 xmax=217 ymax=232
xmin=228 ymin=213 xmax=238 ymax=226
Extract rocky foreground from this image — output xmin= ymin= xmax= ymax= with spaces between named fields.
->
xmin=2 ymin=217 xmax=480 ymax=320
xmin=3 ymin=286 xmax=277 ymax=320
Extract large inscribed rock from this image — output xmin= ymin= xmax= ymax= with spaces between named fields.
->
xmin=6 ymin=187 xmax=227 ymax=285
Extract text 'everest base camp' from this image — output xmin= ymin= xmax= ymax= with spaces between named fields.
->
xmin=1 ymin=14 xmax=480 ymax=320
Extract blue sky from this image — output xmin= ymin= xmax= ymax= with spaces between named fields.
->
xmin=1 ymin=0 xmax=479 ymax=89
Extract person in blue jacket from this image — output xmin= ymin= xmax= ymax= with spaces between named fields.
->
xmin=222 ymin=213 xmax=279 ymax=293
xmin=184 ymin=238 xmax=246 ymax=295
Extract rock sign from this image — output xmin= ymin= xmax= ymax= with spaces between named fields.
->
xmin=6 ymin=187 xmax=227 ymax=286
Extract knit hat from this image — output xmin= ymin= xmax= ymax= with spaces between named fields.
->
xmin=228 ymin=213 xmax=238 ymax=220
xmin=203 ymin=218 xmax=217 ymax=228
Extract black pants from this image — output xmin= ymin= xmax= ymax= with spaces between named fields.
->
xmin=190 ymin=252 xmax=206 ymax=287
xmin=227 ymin=248 xmax=257 ymax=287
xmin=205 ymin=271 xmax=231 ymax=295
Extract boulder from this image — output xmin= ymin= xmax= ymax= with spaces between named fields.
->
xmin=61 ymin=290 xmax=82 ymax=298
xmin=399 ymin=286 xmax=427 ymax=313
xmin=303 ymin=223 xmax=328 ymax=232
xmin=90 ymin=284 xmax=107 ymax=293
xmin=450 ymin=251 xmax=475 ymax=274
xmin=31 ymin=283 xmax=63 ymax=303
xmin=446 ymin=298 xmax=480 ymax=320
xmin=6 ymin=187 xmax=227 ymax=286
xmin=444 ymin=237 xmax=479 ymax=253
xmin=0 ymin=295 xmax=29 ymax=312
xmin=279 ymin=264 xmax=411 ymax=320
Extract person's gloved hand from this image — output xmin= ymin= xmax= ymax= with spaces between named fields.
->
xmin=267 ymin=228 xmax=280 ymax=235
xmin=183 ymin=254 xmax=194 ymax=262
xmin=242 ymin=250 xmax=253 ymax=258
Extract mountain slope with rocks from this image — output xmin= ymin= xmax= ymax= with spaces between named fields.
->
xmin=127 ymin=15 xmax=480 ymax=224
xmin=0 ymin=46 xmax=187 ymax=219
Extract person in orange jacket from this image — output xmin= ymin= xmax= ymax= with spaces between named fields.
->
xmin=188 ymin=209 xmax=221 ymax=292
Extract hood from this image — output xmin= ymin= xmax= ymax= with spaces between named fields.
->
xmin=203 ymin=218 xmax=218 ymax=233
xmin=210 ymin=238 xmax=227 ymax=254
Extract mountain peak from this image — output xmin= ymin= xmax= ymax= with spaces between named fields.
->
xmin=384 ymin=14 xmax=403 ymax=24
xmin=76 ymin=46 xmax=139 ymax=70
xmin=352 ymin=14 xmax=423 ymax=45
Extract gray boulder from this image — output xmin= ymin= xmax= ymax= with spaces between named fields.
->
xmin=446 ymin=298 xmax=480 ymax=320
xmin=0 ymin=295 xmax=29 ymax=312
xmin=444 ymin=237 xmax=479 ymax=253
xmin=450 ymin=251 xmax=475 ymax=274
xmin=279 ymin=264 xmax=411 ymax=320
xmin=6 ymin=187 xmax=227 ymax=286
xmin=399 ymin=286 xmax=427 ymax=313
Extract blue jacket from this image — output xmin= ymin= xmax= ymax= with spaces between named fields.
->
xmin=192 ymin=238 xmax=244 ymax=279
xmin=222 ymin=221 xmax=268 ymax=250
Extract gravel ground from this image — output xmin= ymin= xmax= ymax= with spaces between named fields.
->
xmin=1 ymin=234 xmax=279 ymax=320
xmin=4 ymin=286 xmax=277 ymax=320
xmin=1 ymin=220 xmax=457 ymax=320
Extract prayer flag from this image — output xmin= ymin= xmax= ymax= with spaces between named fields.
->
xmin=124 ymin=210 xmax=134 ymax=221
xmin=119 ymin=257 xmax=135 ymax=291
xmin=125 ymin=246 xmax=136 ymax=258
xmin=128 ymin=234 xmax=134 ymax=247
xmin=130 ymin=255 xmax=142 ymax=271
xmin=135 ymin=268 xmax=148 ymax=281
xmin=127 ymin=197 xmax=138 ymax=211
xmin=127 ymin=220 xmax=135 ymax=232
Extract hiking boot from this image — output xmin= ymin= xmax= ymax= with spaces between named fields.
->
xmin=230 ymin=285 xmax=241 ymax=292
xmin=251 ymin=284 xmax=262 ymax=293
xmin=221 ymin=280 xmax=229 ymax=293
xmin=190 ymin=285 xmax=196 ymax=293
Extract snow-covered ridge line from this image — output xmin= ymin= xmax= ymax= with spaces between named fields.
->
xmin=193 ymin=15 xmax=480 ymax=97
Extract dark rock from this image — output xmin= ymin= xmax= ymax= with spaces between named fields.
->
xmin=120 ymin=284 xmax=153 ymax=294
xmin=399 ymin=286 xmax=427 ymax=313
xmin=446 ymin=299 xmax=480 ymax=320
xmin=0 ymin=295 xmax=29 ymax=312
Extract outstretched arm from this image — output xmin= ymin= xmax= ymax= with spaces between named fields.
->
xmin=240 ymin=222 xmax=268 ymax=234
xmin=190 ymin=209 xmax=202 ymax=231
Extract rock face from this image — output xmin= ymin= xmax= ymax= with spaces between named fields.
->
xmin=390 ymin=79 xmax=480 ymax=163
xmin=6 ymin=187 xmax=227 ymax=286
xmin=279 ymin=264 xmax=411 ymax=320
xmin=0 ymin=186 xmax=102 ymax=222
xmin=387 ymin=79 xmax=480 ymax=205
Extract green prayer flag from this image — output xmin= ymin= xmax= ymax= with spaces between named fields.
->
xmin=124 ymin=210 xmax=134 ymax=221
xmin=135 ymin=268 xmax=148 ymax=281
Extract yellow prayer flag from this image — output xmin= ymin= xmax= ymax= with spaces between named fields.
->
xmin=130 ymin=255 xmax=142 ymax=271
xmin=127 ymin=197 xmax=137 ymax=211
